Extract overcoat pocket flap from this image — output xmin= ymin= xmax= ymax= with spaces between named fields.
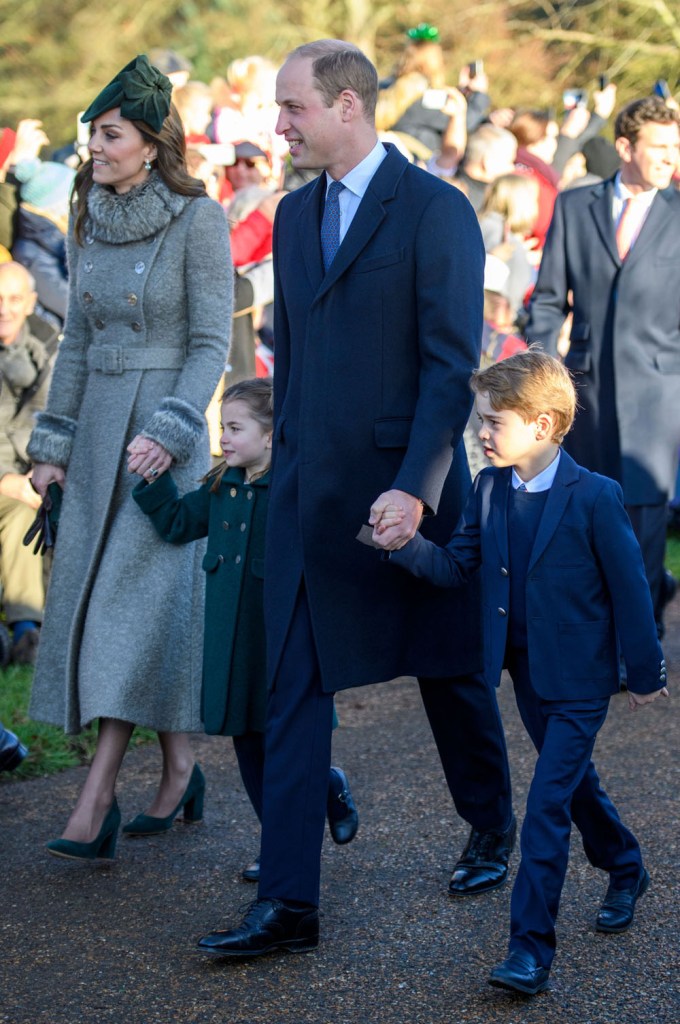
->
xmin=202 ymin=551 xmax=223 ymax=572
xmin=354 ymin=248 xmax=405 ymax=274
xmin=374 ymin=416 xmax=413 ymax=448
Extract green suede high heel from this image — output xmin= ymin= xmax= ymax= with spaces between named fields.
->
xmin=122 ymin=763 xmax=205 ymax=836
xmin=46 ymin=798 xmax=121 ymax=861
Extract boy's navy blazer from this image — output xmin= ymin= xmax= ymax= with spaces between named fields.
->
xmin=392 ymin=449 xmax=664 ymax=700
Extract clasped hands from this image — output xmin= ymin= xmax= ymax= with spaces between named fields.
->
xmin=369 ymin=489 xmax=422 ymax=550
xmin=126 ymin=435 xmax=172 ymax=482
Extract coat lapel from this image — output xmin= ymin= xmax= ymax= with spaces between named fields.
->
xmin=527 ymin=450 xmax=580 ymax=570
xmin=313 ymin=144 xmax=407 ymax=303
xmin=589 ymin=178 xmax=620 ymax=268
xmin=491 ymin=470 xmax=510 ymax=567
xmin=298 ymin=173 xmax=326 ymax=296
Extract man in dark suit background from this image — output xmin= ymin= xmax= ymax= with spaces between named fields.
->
xmin=198 ymin=39 xmax=514 ymax=958
xmin=526 ymin=96 xmax=680 ymax=637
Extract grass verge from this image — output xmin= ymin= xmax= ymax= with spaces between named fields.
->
xmin=0 ymin=664 xmax=154 ymax=781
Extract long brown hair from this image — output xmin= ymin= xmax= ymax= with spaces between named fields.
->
xmin=206 ymin=377 xmax=274 ymax=492
xmin=73 ymin=103 xmax=205 ymax=244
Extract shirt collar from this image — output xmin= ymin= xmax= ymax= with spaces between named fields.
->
xmin=614 ymin=171 xmax=657 ymax=210
xmin=325 ymin=139 xmax=386 ymax=199
xmin=512 ymin=449 xmax=561 ymax=492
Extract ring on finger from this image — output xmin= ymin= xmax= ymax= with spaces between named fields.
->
xmin=149 ymin=467 xmax=158 ymax=478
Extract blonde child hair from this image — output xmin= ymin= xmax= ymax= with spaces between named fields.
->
xmin=470 ymin=348 xmax=577 ymax=444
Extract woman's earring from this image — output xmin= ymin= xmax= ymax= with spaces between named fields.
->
xmin=144 ymin=159 xmax=152 ymax=171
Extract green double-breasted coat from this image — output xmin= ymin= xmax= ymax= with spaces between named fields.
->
xmin=133 ymin=466 xmax=269 ymax=736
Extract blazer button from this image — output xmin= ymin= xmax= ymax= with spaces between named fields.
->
xmin=222 ymin=521 xmax=230 ymax=530
xmin=500 ymin=567 xmax=509 ymax=576
xmin=235 ymin=555 xmax=242 ymax=564
xmin=230 ymin=487 xmax=237 ymax=497
xmin=131 ymin=321 xmax=143 ymax=332
xmin=498 ymin=607 xmax=507 ymax=616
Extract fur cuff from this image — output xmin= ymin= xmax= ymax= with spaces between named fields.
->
xmin=142 ymin=397 xmax=205 ymax=465
xmin=26 ymin=412 xmax=78 ymax=468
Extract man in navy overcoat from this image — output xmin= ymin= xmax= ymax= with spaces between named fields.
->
xmin=526 ymin=96 xmax=680 ymax=636
xmin=198 ymin=40 xmax=514 ymax=957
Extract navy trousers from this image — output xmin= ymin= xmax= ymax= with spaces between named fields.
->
xmin=258 ymin=582 xmax=514 ymax=906
xmin=507 ymin=648 xmax=643 ymax=968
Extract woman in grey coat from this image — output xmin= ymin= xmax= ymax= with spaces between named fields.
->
xmin=28 ymin=56 xmax=233 ymax=860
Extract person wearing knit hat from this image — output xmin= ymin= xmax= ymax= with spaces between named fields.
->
xmin=11 ymin=160 xmax=76 ymax=329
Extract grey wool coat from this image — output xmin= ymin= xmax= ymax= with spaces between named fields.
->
xmin=27 ymin=173 xmax=233 ymax=734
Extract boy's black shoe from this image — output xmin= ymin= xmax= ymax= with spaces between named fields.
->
xmin=489 ymin=951 xmax=550 ymax=995
xmin=197 ymin=898 xmax=319 ymax=957
xmin=595 ymin=867 xmax=650 ymax=933
xmin=327 ymin=766 xmax=359 ymax=844
xmin=0 ymin=726 xmax=28 ymax=773
xmin=449 ymin=816 xmax=516 ymax=896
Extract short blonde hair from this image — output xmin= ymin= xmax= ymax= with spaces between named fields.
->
xmin=470 ymin=348 xmax=577 ymax=444
xmin=479 ymin=173 xmax=539 ymax=236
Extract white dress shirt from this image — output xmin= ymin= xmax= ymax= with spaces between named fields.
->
xmin=512 ymin=450 xmax=561 ymax=492
xmin=324 ymin=140 xmax=388 ymax=242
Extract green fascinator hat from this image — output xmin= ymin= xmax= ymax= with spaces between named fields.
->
xmin=80 ymin=54 xmax=172 ymax=133
xmin=406 ymin=23 xmax=440 ymax=43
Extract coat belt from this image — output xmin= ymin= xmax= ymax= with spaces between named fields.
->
xmin=87 ymin=346 xmax=186 ymax=374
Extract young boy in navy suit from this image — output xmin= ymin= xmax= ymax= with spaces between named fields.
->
xmin=371 ymin=349 xmax=668 ymax=995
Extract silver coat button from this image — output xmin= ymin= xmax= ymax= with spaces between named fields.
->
xmin=127 ymin=293 xmax=138 ymax=306
xmin=230 ymin=487 xmax=237 ymax=497
xmin=84 ymin=260 xmax=93 ymax=273
xmin=240 ymin=523 xmax=246 ymax=531
xmin=134 ymin=261 xmax=145 ymax=274
xmin=235 ymin=555 xmax=242 ymax=564
xmin=498 ymin=607 xmax=507 ymax=616
xmin=500 ymin=567 xmax=509 ymax=576
xmin=222 ymin=521 xmax=230 ymax=530
xmin=246 ymin=491 xmax=253 ymax=500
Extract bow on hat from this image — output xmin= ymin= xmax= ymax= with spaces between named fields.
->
xmin=80 ymin=55 xmax=173 ymax=133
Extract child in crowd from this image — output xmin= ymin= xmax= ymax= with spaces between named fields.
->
xmin=132 ymin=378 xmax=358 ymax=880
xmin=371 ymin=350 xmax=667 ymax=995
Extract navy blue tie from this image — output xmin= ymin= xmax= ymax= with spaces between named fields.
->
xmin=517 ymin=482 xmax=527 ymax=492
xmin=320 ymin=180 xmax=345 ymax=271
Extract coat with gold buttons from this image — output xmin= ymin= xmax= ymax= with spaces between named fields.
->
xmin=133 ymin=465 xmax=269 ymax=735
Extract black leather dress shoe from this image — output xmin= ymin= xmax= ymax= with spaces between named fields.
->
xmin=489 ymin=951 xmax=550 ymax=995
xmin=449 ymin=816 xmax=516 ymax=896
xmin=596 ymin=867 xmax=650 ymax=933
xmin=241 ymin=857 xmax=260 ymax=882
xmin=0 ymin=724 xmax=28 ymax=773
xmin=197 ymin=898 xmax=319 ymax=957
xmin=327 ymin=766 xmax=359 ymax=845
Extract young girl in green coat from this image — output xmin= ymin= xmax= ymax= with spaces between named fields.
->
xmin=132 ymin=378 xmax=358 ymax=879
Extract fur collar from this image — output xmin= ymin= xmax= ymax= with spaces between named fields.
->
xmin=86 ymin=173 xmax=191 ymax=244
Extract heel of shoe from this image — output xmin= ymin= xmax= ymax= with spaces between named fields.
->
xmin=98 ymin=825 xmax=118 ymax=860
xmin=182 ymin=764 xmax=205 ymax=823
